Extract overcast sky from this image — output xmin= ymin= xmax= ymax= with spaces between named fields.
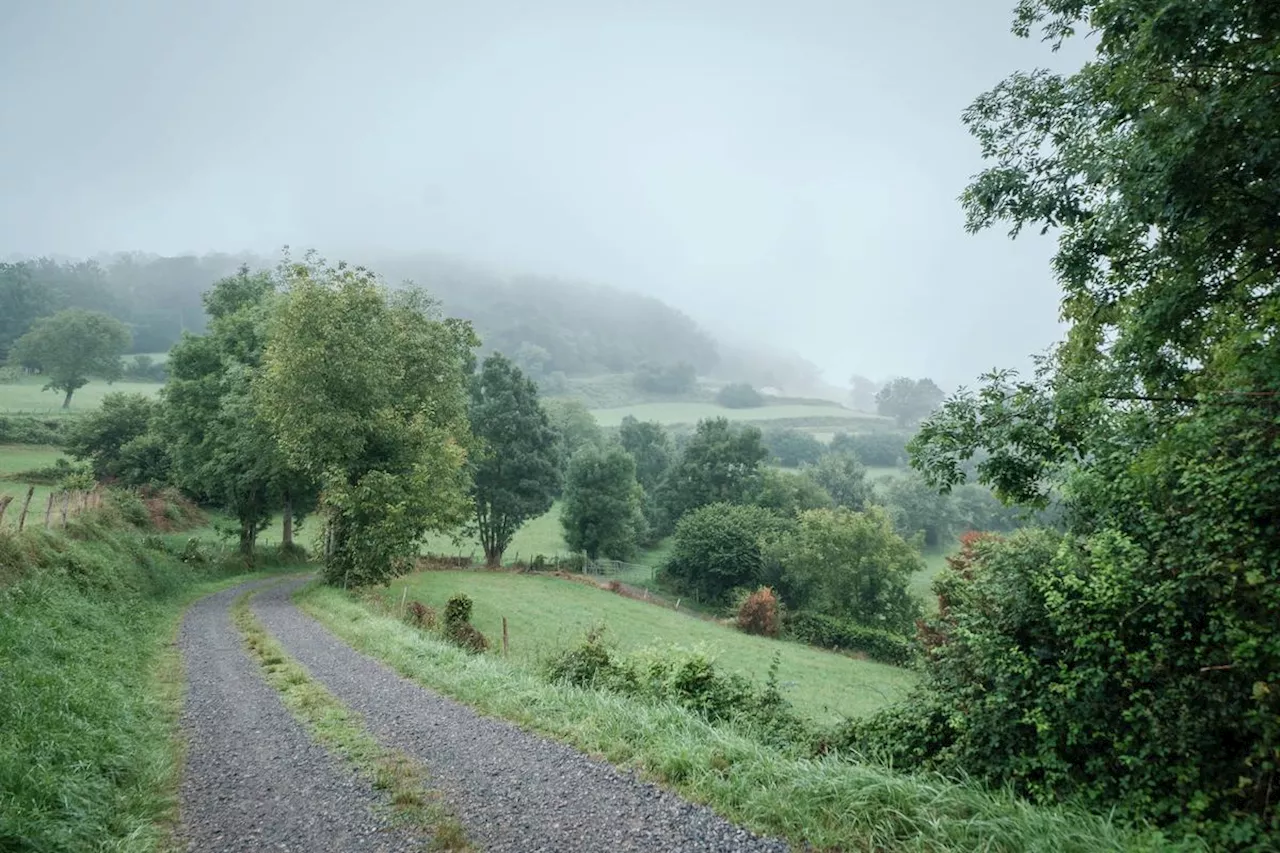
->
xmin=0 ymin=1 xmax=1089 ymax=388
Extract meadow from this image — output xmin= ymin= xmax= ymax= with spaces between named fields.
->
xmin=381 ymin=569 xmax=916 ymax=723
xmin=0 ymin=376 xmax=164 ymax=415
xmin=0 ymin=444 xmax=67 ymax=530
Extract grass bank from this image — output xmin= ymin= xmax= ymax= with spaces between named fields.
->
xmin=383 ymin=570 xmax=914 ymax=723
xmin=0 ymin=508 xmax=297 ymax=853
xmin=298 ymin=584 xmax=1173 ymax=852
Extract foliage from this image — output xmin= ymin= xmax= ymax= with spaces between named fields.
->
xmin=0 ymin=415 xmax=68 ymax=445
xmin=542 ymin=398 xmax=603 ymax=476
xmin=750 ymin=467 xmax=833 ymax=517
xmin=64 ymin=392 xmax=163 ymax=484
xmin=875 ymin=378 xmax=945 ymax=428
xmin=664 ymin=502 xmax=788 ymax=604
xmin=716 ymin=382 xmax=764 ymax=409
xmin=885 ymin=1 xmax=1280 ymax=843
xmin=736 ymin=586 xmax=781 ymax=638
xmin=467 ymin=353 xmax=562 ymax=567
xmin=122 ymin=354 xmax=167 ymax=382
xmin=258 ymin=253 xmax=475 ymax=586
xmin=618 ymin=415 xmax=673 ymax=541
xmin=8 ymin=309 xmax=131 ymax=408
xmin=661 ymin=418 xmax=768 ymax=522
xmin=761 ymin=427 xmax=825 ymax=467
xmin=879 ymin=472 xmax=959 ymax=549
xmin=442 ymin=592 xmax=489 ymax=653
xmin=0 ymin=262 xmax=54 ymax=361
xmin=768 ymin=507 xmax=922 ymax=635
xmin=560 ymin=444 xmax=643 ymax=560
xmin=829 ymin=431 xmax=909 ymax=468
xmin=784 ymin=612 xmax=920 ymax=668
xmin=806 ymin=451 xmax=873 ymax=511
xmin=633 ymin=361 xmax=697 ymax=395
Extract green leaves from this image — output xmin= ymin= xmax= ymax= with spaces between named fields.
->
xmin=560 ymin=444 xmax=643 ymax=561
xmin=8 ymin=308 xmax=131 ymax=407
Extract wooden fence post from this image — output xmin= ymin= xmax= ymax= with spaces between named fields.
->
xmin=44 ymin=493 xmax=54 ymax=528
xmin=60 ymin=491 xmax=70 ymax=527
xmin=502 ymin=616 xmax=509 ymax=656
xmin=0 ymin=495 xmax=12 ymax=528
xmin=17 ymin=486 xmax=34 ymax=531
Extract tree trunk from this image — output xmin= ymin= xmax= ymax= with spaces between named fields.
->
xmin=239 ymin=520 xmax=255 ymax=560
xmin=485 ymin=544 xmax=503 ymax=568
xmin=61 ymin=388 xmax=74 ymax=409
xmin=282 ymin=494 xmax=293 ymax=548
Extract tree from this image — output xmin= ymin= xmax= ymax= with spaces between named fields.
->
xmin=751 ymin=467 xmax=833 ymax=517
xmin=861 ymin=2 xmax=1280 ymax=841
xmin=664 ymin=503 xmax=787 ymax=604
xmin=848 ymin=374 xmax=879 ymax=412
xmin=618 ymin=415 xmax=673 ymax=540
xmin=64 ymin=392 xmax=167 ymax=484
xmin=879 ymin=472 xmax=957 ymax=549
xmin=829 ymin=431 xmax=908 ymax=468
xmin=806 ymin=451 xmax=873 ymax=511
xmin=560 ymin=444 xmax=643 ymax=560
xmin=9 ymin=309 xmax=130 ymax=408
xmin=165 ymin=268 xmax=314 ymax=556
xmin=0 ymin=262 xmax=53 ymax=361
xmin=543 ymin=398 xmax=603 ymax=475
xmin=661 ymin=418 xmax=768 ymax=522
xmin=761 ymin=427 xmax=825 ymax=468
xmin=716 ymin=382 xmax=764 ymax=408
xmin=258 ymin=254 xmax=475 ymax=585
xmin=770 ymin=507 xmax=922 ymax=634
xmin=633 ymin=361 xmax=696 ymax=395
xmin=874 ymin=377 xmax=945 ymax=428
xmin=467 ymin=353 xmax=561 ymax=566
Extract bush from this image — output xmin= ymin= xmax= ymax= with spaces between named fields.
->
xmin=633 ymin=362 xmax=697 ymax=395
xmin=785 ymin=611 xmax=920 ymax=667
xmin=829 ymin=431 xmax=908 ymax=468
xmin=736 ymin=586 xmax=781 ymax=638
xmin=441 ymin=593 xmax=489 ymax=653
xmin=761 ymin=427 xmax=825 ymax=467
xmin=406 ymin=600 xmax=438 ymax=629
xmin=664 ymin=503 xmax=789 ymax=604
xmin=0 ymin=415 xmax=70 ymax=445
xmin=717 ymin=382 xmax=764 ymax=409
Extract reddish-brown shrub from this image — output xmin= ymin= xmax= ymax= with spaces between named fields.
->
xmin=406 ymin=600 xmax=437 ymax=629
xmin=736 ymin=586 xmax=781 ymax=638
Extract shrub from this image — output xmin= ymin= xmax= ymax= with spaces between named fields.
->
xmin=443 ymin=593 xmax=473 ymax=627
xmin=716 ymin=382 xmax=764 ymax=409
xmin=0 ymin=415 xmax=70 ymax=445
xmin=785 ymin=611 xmax=919 ymax=667
xmin=736 ymin=586 xmax=781 ymax=638
xmin=828 ymin=431 xmax=908 ymax=468
xmin=761 ymin=427 xmax=825 ymax=467
xmin=406 ymin=600 xmax=438 ymax=629
xmin=441 ymin=592 xmax=489 ymax=653
xmin=664 ymin=503 xmax=789 ymax=605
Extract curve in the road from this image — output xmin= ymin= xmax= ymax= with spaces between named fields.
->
xmin=176 ymin=580 xmax=425 ymax=853
xmin=250 ymin=578 xmax=790 ymax=853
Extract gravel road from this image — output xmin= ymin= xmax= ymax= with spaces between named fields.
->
xmin=250 ymin=578 xmax=790 ymax=853
xmin=175 ymin=580 xmax=425 ymax=852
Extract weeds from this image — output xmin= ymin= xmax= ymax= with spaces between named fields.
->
xmin=231 ymin=589 xmax=473 ymax=851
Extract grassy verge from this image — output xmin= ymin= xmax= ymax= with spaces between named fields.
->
xmin=231 ymin=588 xmax=471 ymax=851
xmin=298 ymin=584 xmax=1171 ymax=852
xmin=0 ymin=511 xmax=298 ymax=853
xmin=382 ymin=570 xmax=914 ymax=723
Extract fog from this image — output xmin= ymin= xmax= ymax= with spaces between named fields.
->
xmin=0 ymin=0 xmax=1089 ymax=389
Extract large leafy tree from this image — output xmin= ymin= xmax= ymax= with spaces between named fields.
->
xmin=542 ymin=398 xmax=603 ymax=477
xmin=871 ymin=1 xmax=1280 ymax=843
xmin=9 ymin=309 xmax=130 ymax=408
xmin=258 ymin=254 xmax=476 ymax=585
xmin=664 ymin=502 xmax=788 ymax=604
xmin=807 ymin=451 xmax=873 ymax=511
xmin=560 ymin=444 xmax=643 ymax=561
xmin=164 ymin=268 xmax=315 ymax=556
xmin=874 ymin=377 xmax=945 ymax=428
xmin=467 ymin=353 xmax=561 ymax=566
xmin=661 ymin=417 xmax=767 ymax=522
xmin=618 ymin=415 xmax=674 ymax=538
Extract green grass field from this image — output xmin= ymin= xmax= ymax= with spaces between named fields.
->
xmin=420 ymin=502 xmax=571 ymax=563
xmin=383 ymin=570 xmax=917 ymax=723
xmin=0 ymin=445 xmax=69 ymax=530
xmin=590 ymin=401 xmax=882 ymax=428
xmin=0 ymin=376 xmax=163 ymax=415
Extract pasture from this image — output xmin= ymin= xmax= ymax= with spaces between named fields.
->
xmin=0 ymin=445 xmax=67 ymax=529
xmin=383 ymin=569 xmax=917 ymax=723
xmin=0 ymin=376 xmax=163 ymax=415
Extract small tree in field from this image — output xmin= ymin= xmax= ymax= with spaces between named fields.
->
xmin=561 ymin=444 xmax=643 ymax=561
xmin=875 ymin=377 xmax=945 ymax=428
xmin=9 ymin=309 xmax=130 ymax=408
xmin=468 ymin=353 xmax=561 ymax=566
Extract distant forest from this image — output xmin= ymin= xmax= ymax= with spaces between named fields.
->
xmin=1 ymin=251 xmax=835 ymax=396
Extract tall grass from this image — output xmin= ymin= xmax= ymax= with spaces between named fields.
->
xmin=0 ymin=511 xmax=294 ymax=852
xmin=299 ymin=585 xmax=1182 ymax=852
